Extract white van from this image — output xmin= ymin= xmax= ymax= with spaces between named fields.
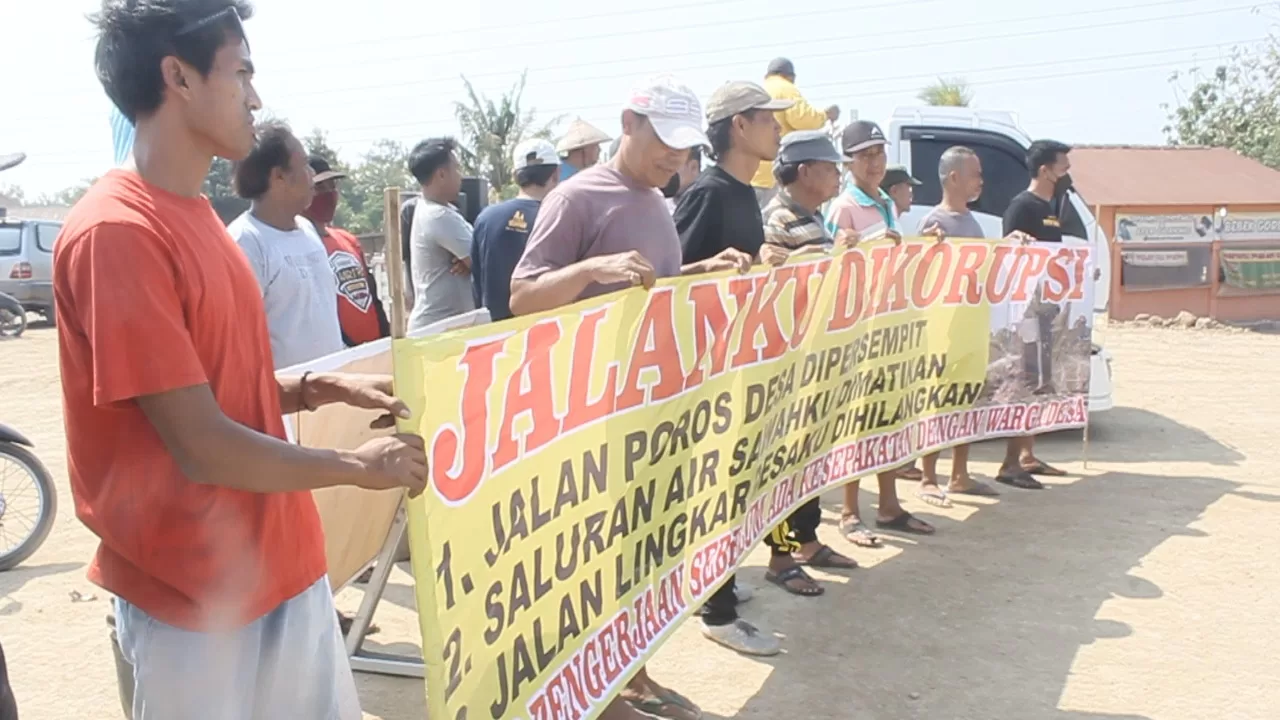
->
xmin=884 ymin=106 xmax=1114 ymax=413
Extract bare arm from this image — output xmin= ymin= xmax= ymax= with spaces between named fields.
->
xmin=509 ymin=263 xmax=600 ymax=317
xmin=138 ymin=384 xmax=377 ymax=493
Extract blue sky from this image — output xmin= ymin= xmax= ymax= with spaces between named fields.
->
xmin=0 ymin=0 xmax=1273 ymax=197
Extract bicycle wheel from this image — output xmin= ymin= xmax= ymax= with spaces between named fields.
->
xmin=0 ymin=443 xmax=57 ymax=571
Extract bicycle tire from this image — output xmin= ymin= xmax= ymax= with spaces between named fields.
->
xmin=0 ymin=443 xmax=57 ymax=571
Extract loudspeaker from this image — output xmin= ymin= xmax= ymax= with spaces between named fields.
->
xmin=457 ymin=176 xmax=489 ymax=225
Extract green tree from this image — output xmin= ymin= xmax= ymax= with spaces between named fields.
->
xmin=454 ymin=71 xmax=563 ymax=199
xmin=39 ymin=179 xmax=96 ymax=207
xmin=1163 ymin=37 xmax=1280 ymax=169
xmin=203 ymin=157 xmax=248 ymax=224
xmin=341 ymin=139 xmax=412 ymax=235
xmin=917 ymin=78 xmax=974 ymax=107
xmin=303 ymin=128 xmax=342 ymax=168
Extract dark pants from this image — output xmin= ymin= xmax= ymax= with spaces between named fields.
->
xmin=0 ymin=640 xmax=18 ymax=720
xmin=701 ymin=576 xmax=739 ymax=626
xmin=763 ymin=498 xmax=822 ymax=557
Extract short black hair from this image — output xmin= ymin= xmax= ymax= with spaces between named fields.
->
xmin=707 ymin=110 xmax=765 ymax=162
xmin=233 ymin=120 xmax=296 ymax=200
xmin=409 ymin=137 xmax=458 ymax=185
xmin=515 ymin=164 xmax=557 ymax=188
xmin=774 ymin=161 xmax=801 ymax=186
xmin=1027 ymin=139 xmax=1071 ymax=175
xmin=92 ymin=0 xmax=255 ymax=123
xmin=706 ymin=117 xmax=733 ymax=162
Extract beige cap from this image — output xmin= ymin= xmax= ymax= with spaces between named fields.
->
xmin=556 ymin=119 xmax=612 ymax=154
xmin=705 ymin=81 xmax=793 ymax=125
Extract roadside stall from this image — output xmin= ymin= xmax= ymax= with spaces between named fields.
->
xmin=1070 ymin=146 xmax=1280 ymax=323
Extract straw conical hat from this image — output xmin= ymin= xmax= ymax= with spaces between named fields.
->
xmin=556 ymin=119 xmax=612 ymax=154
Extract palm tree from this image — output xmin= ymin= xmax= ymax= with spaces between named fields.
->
xmin=918 ymin=78 xmax=974 ymax=107
xmin=454 ymin=71 xmax=564 ymax=198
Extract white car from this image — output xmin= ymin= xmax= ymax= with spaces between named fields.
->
xmin=885 ymin=106 xmax=1114 ymax=413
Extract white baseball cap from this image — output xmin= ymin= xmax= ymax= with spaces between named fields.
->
xmin=512 ymin=139 xmax=560 ymax=169
xmin=624 ymin=75 xmax=708 ymax=150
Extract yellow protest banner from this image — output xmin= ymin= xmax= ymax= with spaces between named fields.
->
xmin=394 ymin=239 xmax=1094 ymax=720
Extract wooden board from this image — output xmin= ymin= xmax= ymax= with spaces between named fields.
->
xmin=282 ymin=309 xmax=491 ymax=590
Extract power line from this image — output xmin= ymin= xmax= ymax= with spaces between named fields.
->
xmin=26 ymin=41 xmax=1256 ymax=165
xmin=273 ymin=0 xmax=1209 ymax=80
xmin=260 ymin=38 xmax=1261 ymax=141
xmin=315 ymin=0 xmax=776 ymax=51
xmin=269 ymin=0 xmax=1251 ymax=103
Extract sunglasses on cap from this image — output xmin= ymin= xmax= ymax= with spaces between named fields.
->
xmin=176 ymin=6 xmax=246 ymax=40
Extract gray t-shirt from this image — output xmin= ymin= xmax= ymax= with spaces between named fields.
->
xmin=513 ymin=165 xmax=682 ymax=302
xmin=918 ymin=206 xmax=986 ymax=238
xmin=408 ymin=197 xmax=476 ymax=331
xmin=228 ymin=212 xmax=344 ymax=369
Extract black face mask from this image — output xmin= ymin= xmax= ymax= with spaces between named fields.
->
xmin=661 ymin=172 xmax=681 ymax=199
xmin=1053 ymin=172 xmax=1074 ymax=197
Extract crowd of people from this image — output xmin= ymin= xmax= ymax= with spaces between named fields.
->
xmin=29 ymin=1 xmax=1085 ymax=719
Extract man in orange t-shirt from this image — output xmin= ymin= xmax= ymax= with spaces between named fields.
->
xmin=303 ymin=155 xmax=390 ymax=346
xmin=56 ymin=3 xmax=426 ymax=718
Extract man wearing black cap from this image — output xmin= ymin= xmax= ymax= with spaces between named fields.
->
xmin=303 ymin=155 xmax=390 ymax=347
xmin=751 ymin=58 xmax=839 ymax=208
xmin=674 ymin=80 xmax=787 ymax=657
xmin=826 ymin=120 xmax=938 ymax=547
xmin=881 ymin=164 xmax=921 ymax=220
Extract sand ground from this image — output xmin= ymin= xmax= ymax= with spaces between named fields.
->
xmin=1 ymin=322 xmax=1278 ymax=720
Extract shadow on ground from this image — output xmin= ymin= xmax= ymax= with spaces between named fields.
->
xmin=719 ymin=468 xmax=1235 ymax=720
xmin=957 ymin=406 xmax=1245 ymax=467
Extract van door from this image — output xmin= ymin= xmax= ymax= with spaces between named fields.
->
xmin=31 ymin=223 xmax=59 ymax=308
xmin=897 ymin=126 xmax=1108 ymax=312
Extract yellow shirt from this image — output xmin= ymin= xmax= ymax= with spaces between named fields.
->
xmin=751 ymin=74 xmax=829 ymax=189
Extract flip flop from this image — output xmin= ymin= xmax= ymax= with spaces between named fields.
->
xmin=840 ymin=516 xmax=882 ymax=548
xmin=797 ymin=544 xmax=858 ymax=569
xmin=1023 ymin=460 xmax=1068 ymax=476
xmin=916 ymin=488 xmax=953 ymax=508
xmin=895 ymin=466 xmax=924 ymax=481
xmin=996 ymin=471 xmax=1044 ymax=490
xmin=875 ymin=511 xmax=936 ymax=535
xmin=765 ymin=565 xmax=825 ymax=597
xmin=949 ymin=480 xmax=1000 ymax=497
xmin=628 ymin=691 xmax=703 ymax=720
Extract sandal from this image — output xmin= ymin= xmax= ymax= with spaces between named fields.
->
xmin=627 ymin=690 xmax=704 ymax=720
xmin=765 ymin=565 xmax=825 ymax=597
xmin=895 ymin=465 xmax=924 ymax=481
xmin=875 ymin=511 xmax=936 ymax=535
xmin=1022 ymin=460 xmax=1067 ymax=476
xmin=797 ymin=544 xmax=857 ymax=569
xmin=916 ymin=488 xmax=952 ymax=508
xmin=949 ymin=479 xmax=1000 ymax=497
xmin=996 ymin=471 xmax=1044 ymax=490
xmin=839 ymin=516 xmax=882 ymax=548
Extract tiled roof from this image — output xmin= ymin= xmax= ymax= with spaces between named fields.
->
xmin=1069 ymin=145 xmax=1280 ymax=207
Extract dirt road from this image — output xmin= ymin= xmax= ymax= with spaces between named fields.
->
xmin=2 ymin=323 xmax=1278 ymax=720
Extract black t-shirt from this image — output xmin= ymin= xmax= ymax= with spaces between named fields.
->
xmin=471 ymin=197 xmax=540 ymax=322
xmin=1003 ymin=190 xmax=1063 ymax=242
xmin=674 ymin=166 xmax=765 ymax=263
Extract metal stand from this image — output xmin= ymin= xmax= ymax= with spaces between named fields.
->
xmin=343 ymin=499 xmax=425 ymax=678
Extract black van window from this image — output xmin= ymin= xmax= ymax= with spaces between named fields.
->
xmin=905 ymin=128 xmax=1031 ymax=218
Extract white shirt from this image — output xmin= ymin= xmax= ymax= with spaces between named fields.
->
xmin=228 ymin=212 xmax=344 ymax=369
